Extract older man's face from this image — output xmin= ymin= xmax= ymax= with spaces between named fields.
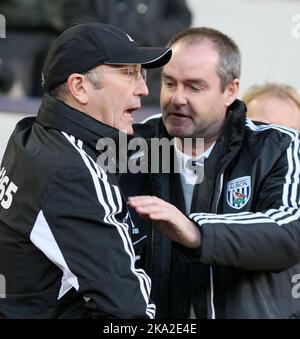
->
xmin=85 ymin=64 xmax=149 ymax=135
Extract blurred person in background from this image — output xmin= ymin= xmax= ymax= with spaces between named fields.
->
xmin=243 ymin=83 xmax=300 ymax=130
xmin=0 ymin=0 xmax=63 ymax=97
xmin=62 ymin=0 xmax=192 ymax=107
xmin=0 ymin=58 xmax=14 ymax=94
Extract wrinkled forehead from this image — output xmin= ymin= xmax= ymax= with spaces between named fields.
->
xmin=163 ymin=42 xmax=220 ymax=81
xmin=167 ymin=40 xmax=219 ymax=68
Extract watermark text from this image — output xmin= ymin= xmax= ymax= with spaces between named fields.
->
xmin=96 ymin=134 xmax=205 ymax=184
xmin=0 ymin=14 xmax=6 ymax=38
xmin=0 ymin=274 xmax=6 ymax=298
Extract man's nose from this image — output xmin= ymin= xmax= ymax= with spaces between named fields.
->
xmin=170 ymin=87 xmax=187 ymax=105
xmin=135 ymin=77 xmax=149 ymax=97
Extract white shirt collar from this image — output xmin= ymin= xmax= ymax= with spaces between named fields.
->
xmin=174 ymin=139 xmax=215 ymax=168
xmin=174 ymin=139 xmax=215 ymax=185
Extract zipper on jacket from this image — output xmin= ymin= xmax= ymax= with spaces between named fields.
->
xmin=215 ymin=173 xmax=224 ymax=214
xmin=151 ymin=227 xmax=155 ymax=275
xmin=209 ymin=172 xmax=224 ymax=319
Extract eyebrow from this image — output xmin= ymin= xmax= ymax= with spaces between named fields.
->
xmin=112 ymin=64 xmax=140 ymax=69
xmin=162 ymin=73 xmax=209 ymax=87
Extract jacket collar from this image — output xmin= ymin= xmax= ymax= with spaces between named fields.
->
xmin=197 ymin=99 xmax=247 ymax=191
xmin=36 ymin=94 xmax=126 ymax=150
xmin=190 ymin=99 xmax=247 ymax=213
xmin=215 ymin=99 xmax=247 ymax=171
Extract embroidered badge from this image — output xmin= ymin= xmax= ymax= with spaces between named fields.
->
xmin=226 ymin=176 xmax=251 ymax=209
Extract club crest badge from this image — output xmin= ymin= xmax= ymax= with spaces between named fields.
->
xmin=226 ymin=176 xmax=251 ymax=209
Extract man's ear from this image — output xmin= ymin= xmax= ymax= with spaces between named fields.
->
xmin=224 ymin=79 xmax=240 ymax=107
xmin=67 ymin=73 xmax=89 ymax=104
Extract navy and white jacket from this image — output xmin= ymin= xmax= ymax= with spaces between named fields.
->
xmin=121 ymin=100 xmax=300 ymax=319
xmin=0 ymin=95 xmax=155 ymax=319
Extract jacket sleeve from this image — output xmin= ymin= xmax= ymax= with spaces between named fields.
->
xmin=189 ymin=132 xmax=300 ymax=272
xmin=29 ymin=163 xmax=155 ymax=319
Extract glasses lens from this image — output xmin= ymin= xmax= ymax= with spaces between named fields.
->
xmin=141 ymin=68 xmax=147 ymax=81
xmin=105 ymin=65 xmax=146 ymax=82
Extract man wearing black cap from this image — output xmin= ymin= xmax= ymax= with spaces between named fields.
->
xmin=0 ymin=23 xmax=171 ymax=319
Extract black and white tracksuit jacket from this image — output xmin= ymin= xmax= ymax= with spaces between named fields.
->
xmin=0 ymin=94 xmax=155 ymax=319
xmin=121 ymin=100 xmax=300 ymax=319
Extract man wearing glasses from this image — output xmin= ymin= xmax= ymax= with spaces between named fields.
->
xmin=0 ymin=23 xmax=171 ymax=319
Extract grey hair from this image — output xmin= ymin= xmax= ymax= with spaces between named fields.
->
xmin=84 ymin=69 xmax=101 ymax=89
xmin=49 ymin=67 xmax=102 ymax=101
xmin=168 ymin=27 xmax=241 ymax=92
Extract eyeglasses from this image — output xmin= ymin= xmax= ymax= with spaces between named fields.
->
xmin=105 ymin=65 xmax=147 ymax=82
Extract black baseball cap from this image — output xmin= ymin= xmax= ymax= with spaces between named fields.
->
xmin=42 ymin=23 xmax=172 ymax=91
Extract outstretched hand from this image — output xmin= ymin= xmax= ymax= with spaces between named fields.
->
xmin=128 ymin=196 xmax=201 ymax=249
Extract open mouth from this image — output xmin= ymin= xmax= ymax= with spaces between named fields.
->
xmin=123 ymin=110 xmax=133 ymax=117
xmin=123 ymin=107 xmax=139 ymax=118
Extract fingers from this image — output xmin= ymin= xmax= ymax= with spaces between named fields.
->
xmin=128 ymin=196 xmax=201 ymax=248
xmin=128 ymin=195 xmax=186 ymax=224
xmin=128 ymin=196 xmax=166 ymax=213
xmin=128 ymin=196 xmax=165 ymax=208
xmin=128 ymin=196 xmax=171 ymax=221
